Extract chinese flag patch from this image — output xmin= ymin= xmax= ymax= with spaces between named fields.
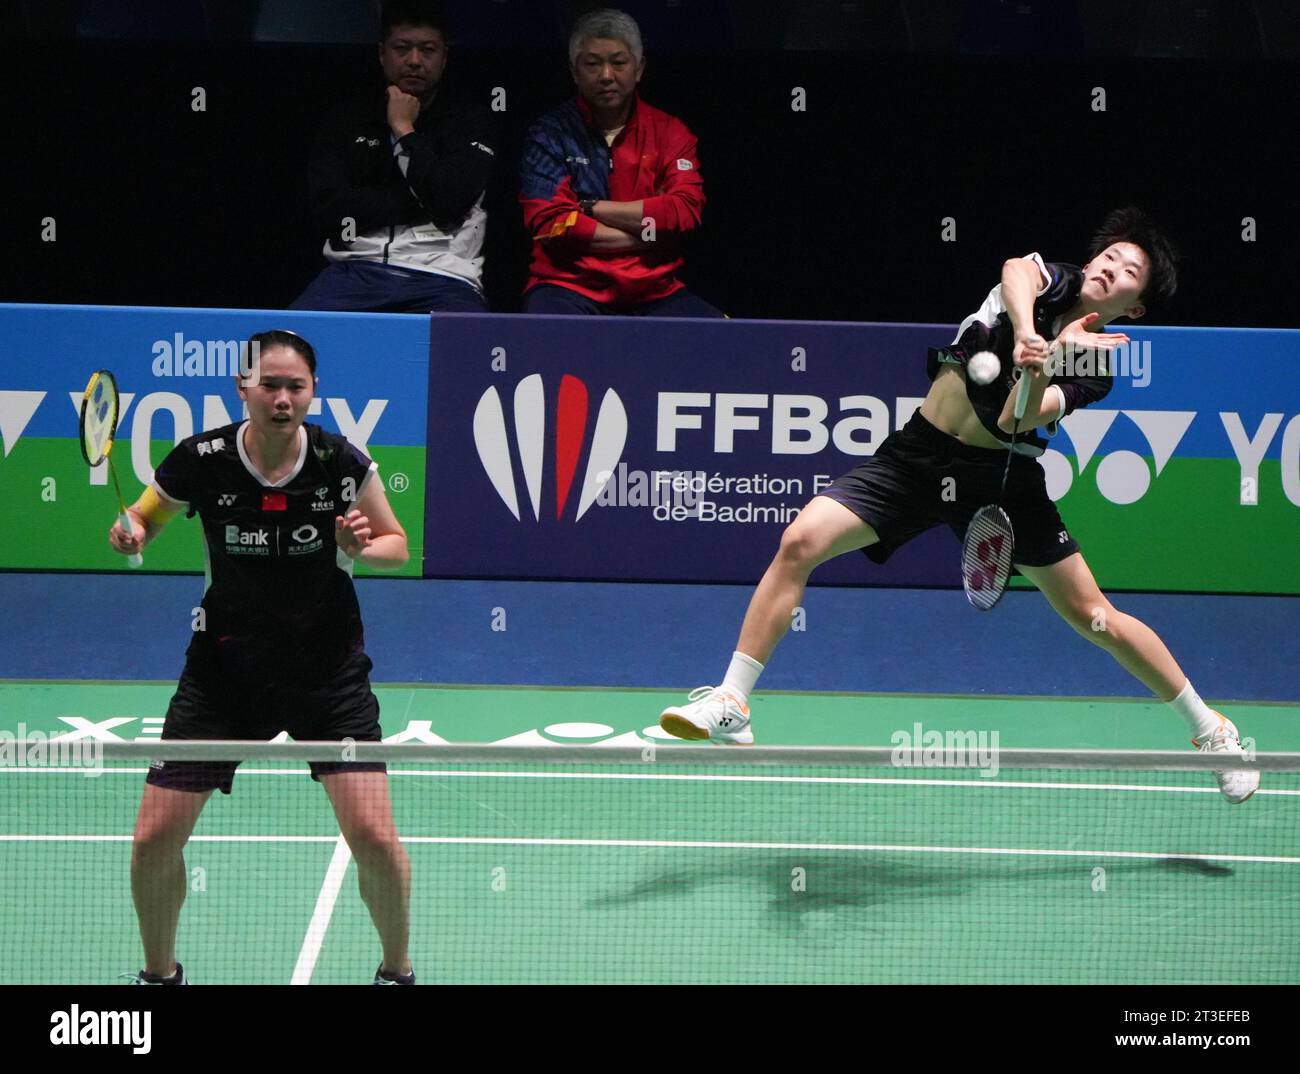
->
xmin=261 ymin=492 xmax=287 ymax=512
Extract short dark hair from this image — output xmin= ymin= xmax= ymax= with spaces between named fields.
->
xmin=380 ymin=1 xmax=448 ymax=42
xmin=1089 ymin=206 xmax=1179 ymax=311
xmin=247 ymin=329 xmax=317 ymax=375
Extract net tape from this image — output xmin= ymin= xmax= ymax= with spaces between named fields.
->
xmin=43 ymin=740 xmax=1298 ymax=772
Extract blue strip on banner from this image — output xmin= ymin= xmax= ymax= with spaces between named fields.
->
xmin=0 ymin=304 xmax=430 ymax=450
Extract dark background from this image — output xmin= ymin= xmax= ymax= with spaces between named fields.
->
xmin=3 ymin=0 xmax=1296 ymax=327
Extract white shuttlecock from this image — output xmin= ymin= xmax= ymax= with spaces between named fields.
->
xmin=967 ymin=351 xmax=1001 ymax=385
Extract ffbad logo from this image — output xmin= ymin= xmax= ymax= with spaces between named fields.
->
xmin=474 ymin=374 xmax=627 ymax=521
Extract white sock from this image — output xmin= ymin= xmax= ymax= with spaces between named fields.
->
xmin=719 ymin=651 xmax=764 ymax=707
xmin=1168 ymin=680 xmax=1222 ymax=741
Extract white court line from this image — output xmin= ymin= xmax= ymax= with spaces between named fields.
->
xmin=397 ymin=836 xmax=1300 ymax=866
xmin=1 ymin=832 xmax=1297 ymax=865
xmin=7 ymin=766 xmax=1300 ymax=796
xmin=290 ymin=836 xmax=352 ymax=986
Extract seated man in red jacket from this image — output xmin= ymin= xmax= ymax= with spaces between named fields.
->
xmin=518 ymin=9 xmax=723 ymax=317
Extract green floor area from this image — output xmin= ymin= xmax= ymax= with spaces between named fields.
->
xmin=3 ymin=680 xmax=1299 ymax=749
xmin=2 ymin=682 xmax=1297 ymax=984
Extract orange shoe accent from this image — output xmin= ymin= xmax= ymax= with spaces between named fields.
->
xmin=1192 ymin=711 xmax=1230 ymax=749
xmin=659 ymin=714 xmax=709 ymax=741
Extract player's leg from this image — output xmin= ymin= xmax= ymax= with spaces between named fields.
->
xmin=320 ymin=771 xmax=412 ymax=978
xmin=739 ymin=496 xmax=881 ymax=665
xmin=660 ymin=495 xmax=880 ymax=743
xmin=130 ymin=783 xmax=213 ymax=980
xmin=1017 ymin=552 xmax=1185 ymax=697
xmin=300 ymin=652 xmax=413 ymax=981
xmin=129 ymin=661 xmax=233 ymax=983
xmin=1018 ymin=552 xmax=1258 ymax=802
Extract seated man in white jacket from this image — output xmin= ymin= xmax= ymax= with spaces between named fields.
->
xmin=292 ymin=0 xmax=496 ymax=313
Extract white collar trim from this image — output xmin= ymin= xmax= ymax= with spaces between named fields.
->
xmin=236 ymin=421 xmax=307 ymax=487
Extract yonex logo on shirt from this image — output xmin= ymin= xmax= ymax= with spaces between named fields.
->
xmin=217 ymin=494 xmax=236 ymax=506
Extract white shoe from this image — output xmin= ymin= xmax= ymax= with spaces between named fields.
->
xmin=660 ymin=687 xmax=754 ymax=745
xmin=1194 ymin=712 xmax=1259 ymax=804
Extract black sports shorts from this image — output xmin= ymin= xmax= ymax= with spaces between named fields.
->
xmin=146 ymin=650 xmax=385 ymax=795
xmin=820 ymin=412 xmax=1080 ymax=569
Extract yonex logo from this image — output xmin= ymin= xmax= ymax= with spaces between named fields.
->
xmin=1042 ymin=410 xmax=1194 ymax=505
xmin=0 ymin=391 xmax=45 ymax=458
xmin=217 ymin=494 xmax=236 ymax=506
xmin=473 ymin=374 xmax=627 ymax=522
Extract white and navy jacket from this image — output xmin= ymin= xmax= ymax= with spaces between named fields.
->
xmin=306 ymin=88 xmax=497 ymax=290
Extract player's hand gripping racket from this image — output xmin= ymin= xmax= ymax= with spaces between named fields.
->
xmin=961 ymin=363 xmax=1034 ymax=609
xmin=79 ymin=369 xmax=143 ymax=568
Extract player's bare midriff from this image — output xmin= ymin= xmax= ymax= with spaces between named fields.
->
xmin=918 ymin=365 xmax=1007 ymax=450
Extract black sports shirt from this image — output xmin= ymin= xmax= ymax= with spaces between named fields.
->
xmin=927 ymin=253 xmax=1114 ymax=455
xmin=152 ymin=422 xmax=378 ymax=682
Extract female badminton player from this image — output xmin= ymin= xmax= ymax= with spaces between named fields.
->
xmin=659 ymin=208 xmax=1258 ymax=804
xmin=109 ymin=329 xmax=416 ymax=983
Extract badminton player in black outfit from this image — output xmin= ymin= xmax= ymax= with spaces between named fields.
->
xmin=110 ymin=330 xmax=416 ymax=983
xmin=659 ymin=208 xmax=1258 ymax=804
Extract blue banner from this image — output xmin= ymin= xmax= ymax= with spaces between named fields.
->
xmin=426 ymin=313 xmax=956 ymax=585
xmin=425 ymin=314 xmax=1300 ymax=590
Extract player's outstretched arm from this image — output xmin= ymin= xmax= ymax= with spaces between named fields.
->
xmin=335 ymin=479 xmax=409 ymax=571
xmin=998 ymin=311 xmax=1132 ymax=433
xmin=108 ymin=487 xmax=180 ymax=558
xmin=997 ymin=258 xmax=1054 ymax=433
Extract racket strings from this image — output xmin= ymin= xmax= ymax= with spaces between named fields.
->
xmin=80 ymin=372 xmax=120 ymax=467
xmin=962 ymin=505 xmax=1015 ymax=611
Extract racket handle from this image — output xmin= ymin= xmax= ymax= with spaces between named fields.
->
xmin=119 ymin=509 xmax=144 ymax=568
xmin=1012 ymin=365 xmax=1033 ymax=421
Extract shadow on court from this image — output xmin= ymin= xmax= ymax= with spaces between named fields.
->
xmin=587 ymin=853 xmax=1237 ymax=937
